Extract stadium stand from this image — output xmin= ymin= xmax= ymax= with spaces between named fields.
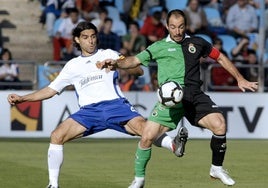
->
xmin=203 ymin=7 xmax=222 ymax=25
xmin=0 ymin=60 xmax=37 ymax=90
xmin=0 ymin=0 xmax=52 ymax=88
xmin=1 ymin=0 xmax=52 ymax=63
xmin=203 ymin=7 xmax=226 ymax=34
xmin=0 ymin=0 xmax=266 ymax=92
xmin=114 ymin=0 xmax=124 ymax=14
xmin=111 ymin=19 xmax=127 ymax=36
xmin=148 ymin=6 xmax=163 ymax=15
xmin=217 ymin=34 xmax=237 ymax=59
xmin=166 ymin=0 xmax=187 ymax=11
xmin=105 ymin=5 xmax=127 ymax=36
xmin=0 ymin=10 xmax=8 ymax=45
xmin=195 ymin=34 xmax=212 ymax=43
xmin=105 ymin=5 xmax=120 ymax=21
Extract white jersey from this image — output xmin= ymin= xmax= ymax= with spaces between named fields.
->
xmin=48 ymin=49 xmax=125 ymax=107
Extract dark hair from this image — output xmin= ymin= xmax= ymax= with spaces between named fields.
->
xmin=0 ymin=48 xmax=12 ymax=60
xmin=152 ymin=11 xmax=162 ymax=21
xmin=248 ymin=49 xmax=256 ymax=55
xmin=166 ymin=9 xmax=187 ymax=26
xmin=212 ymin=37 xmax=223 ymax=45
xmin=129 ymin=20 xmax=140 ymax=30
xmin=162 ymin=7 xmax=168 ymax=14
xmin=72 ymin=22 xmax=98 ymax=51
xmin=66 ymin=7 xmax=79 ymax=15
xmin=99 ymin=7 xmax=108 ymax=15
xmin=104 ymin=17 xmax=113 ymax=23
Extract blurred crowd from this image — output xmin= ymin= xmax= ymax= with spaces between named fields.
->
xmin=1 ymin=0 xmax=268 ymax=91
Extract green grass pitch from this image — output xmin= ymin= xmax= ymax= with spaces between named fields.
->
xmin=0 ymin=138 xmax=267 ymax=188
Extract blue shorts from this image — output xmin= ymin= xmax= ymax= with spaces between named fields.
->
xmin=70 ymin=98 xmax=141 ymax=136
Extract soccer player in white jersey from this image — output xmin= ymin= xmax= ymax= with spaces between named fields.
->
xmin=7 ymin=22 xmax=146 ymax=188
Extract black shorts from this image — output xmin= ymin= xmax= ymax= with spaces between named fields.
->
xmin=182 ymin=90 xmax=222 ymax=126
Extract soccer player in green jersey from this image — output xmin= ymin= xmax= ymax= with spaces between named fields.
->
xmin=99 ymin=9 xmax=258 ymax=187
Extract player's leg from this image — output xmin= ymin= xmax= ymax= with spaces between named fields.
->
xmin=115 ymin=100 xmax=182 ymax=187
xmin=129 ymin=120 xmax=162 ymax=188
xmin=124 ymin=116 xmax=145 ymax=136
xmin=126 ymin=115 xmax=188 ymax=158
xmin=47 ymin=118 xmax=87 ymax=188
xmin=198 ymin=112 xmax=235 ymax=186
xmin=153 ymin=125 xmax=188 ymax=157
xmin=126 ymin=116 xmax=187 ymax=156
xmin=125 ymin=115 xmax=172 ymax=138
xmin=125 ymin=115 xmax=181 ymax=154
xmin=152 ymin=104 xmax=186 ymax=156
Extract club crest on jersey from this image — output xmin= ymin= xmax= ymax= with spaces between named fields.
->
xmin=152 ymin=110 xmax=158 ymax=117
xmin=188 ymin=43 xmax=196 ymax=53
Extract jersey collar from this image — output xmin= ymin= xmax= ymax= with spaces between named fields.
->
xmin=166 ymin=34 xmax=190 ymax=43
xmin=81 ymin=49 xmax=98 ymax=59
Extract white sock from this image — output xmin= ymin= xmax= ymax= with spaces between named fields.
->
xmin=48 ymin=143 xmax=63 ymax=187
xmin=211 ymin=164 xmax=222 ymax=169
xmin=161 ymin=135 xmax=173 ymax=152
xmin=135 ymin=176 xmax=145 ymax=181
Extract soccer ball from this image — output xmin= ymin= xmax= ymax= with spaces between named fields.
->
xmin=157 ymin=81 xmax=183 ymax=107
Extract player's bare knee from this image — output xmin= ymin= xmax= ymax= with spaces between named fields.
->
xmin=211 ymin=120 xmax=226 ymax=135
xmin=50 ymin=130 xmax=65 ymax=145
xmin=140 ymin=134 xmax=154 ymax=148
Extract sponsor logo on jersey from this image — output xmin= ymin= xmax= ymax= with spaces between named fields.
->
xmin=79 ymin=74 xmax=103 ymax=87
xmin=168 ymin=48 xmax=176 ymax=52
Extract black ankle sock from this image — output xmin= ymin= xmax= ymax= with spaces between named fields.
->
xmin=153 ymin=133 xmax=168 ymax=147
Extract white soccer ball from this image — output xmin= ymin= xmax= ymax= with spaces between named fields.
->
xmin=157 ymin=81 xmax=183 ymax=107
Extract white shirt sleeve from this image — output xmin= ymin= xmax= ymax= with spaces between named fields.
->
xmin=48 ymin=61 xmax=73 ymax=93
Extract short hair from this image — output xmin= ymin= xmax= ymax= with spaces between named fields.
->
xmin=152 ymin=11 xmax=162 ymax=21
xmin=66 ymin=7 xmax=79 ymax=15
xmin=212 ymin=37 xmax=223 ymax=45
xmin=0 ymin=48 xmax=12 ymax=60
xmin=248 ymin=49 xmax=257 ymax=55
xmin=72 ymin=21 xmax=98 ymax=51
xmin=166 ymin=9 xmax=187 ymax=26
xmin=99 ymin=7 xmax=108 ymax=15
xmin=104 ymin=17 xmax=113 ymax=23
xmin=129 ymin=20 xmax=140 ymax=30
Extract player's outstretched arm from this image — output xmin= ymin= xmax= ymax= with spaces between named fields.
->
xmin=97 ymin=56 xmax=141 ymax=70
xmin=96 ymin=56 xmax=143 ymax=76
xmin=125 ymin=66 xmax=144 ymax=76
xmin=216 ymin=53 xmax=258 ymax=92
xmin=7 ymin=87 xmax=58 ymax=105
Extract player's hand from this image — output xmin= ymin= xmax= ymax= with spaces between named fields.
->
xmin=237 ymin=79 xmax=258 ymax=92
xmin=96 ymin=59 xmax=117 ymax=70
xmin=7 ymin=94 xmax=22 ymax=105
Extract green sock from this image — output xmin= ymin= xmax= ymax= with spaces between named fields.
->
xmin=134 ymin=143 xmax=152 ymax=177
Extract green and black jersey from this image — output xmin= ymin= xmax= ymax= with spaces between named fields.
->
xmin=137 ymin=35 xmax=222 ymax=128
xmin=136 ymin=35 xmax=212 ymax=99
